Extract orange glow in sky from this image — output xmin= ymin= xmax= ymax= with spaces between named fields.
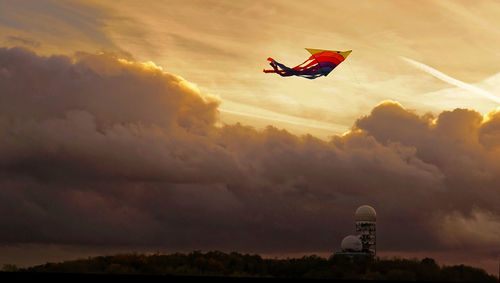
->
xmin=2 ymin=0 xmax=499 ymax=138
xmin=1 ymin=0 xmax=500 ymax=275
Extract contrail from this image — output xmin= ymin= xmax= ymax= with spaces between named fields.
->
xmin=218 ymin=99 xmax=349 ymax=134
xmin=401 ymin=56 xmax=500 ymax=104
xmin=218 ymin=107 xmax=346 ymax=132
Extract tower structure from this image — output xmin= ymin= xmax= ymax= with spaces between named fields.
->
xmin=340 ymin=235 xmax=362 ymax=253
xmin=354 ymin=205 xmax=376 ymax=255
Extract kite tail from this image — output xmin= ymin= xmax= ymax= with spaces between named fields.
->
xmin=263 ymin=58 xmax=296 ymax=77
xmin=263 ymin=57 xmax=279 ymax=73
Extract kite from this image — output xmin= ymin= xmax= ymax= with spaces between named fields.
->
xmin=263 ymin=48 xmax=352 ymax=79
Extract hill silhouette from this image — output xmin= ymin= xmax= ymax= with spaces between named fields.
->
xmin=4 ymin=251 xmax=497 ymax=281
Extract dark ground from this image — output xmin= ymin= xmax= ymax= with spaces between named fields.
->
xmin=0 ymin=272 xmax=452 ymax=283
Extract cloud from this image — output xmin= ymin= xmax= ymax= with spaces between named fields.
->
xmin=6 ymin=36 xmax=41 ymax=48
xmin=439 ymin=209 xmax=500 ymax=248
xmin=0 ymin=1 xmax=114 ymax=49
xmin=1 ymin=47 xmax=500 ymax=272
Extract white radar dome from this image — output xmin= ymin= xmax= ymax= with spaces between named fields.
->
xmin=340 ymin=235 xmax=362 ymax=252
xmin=355 ymin=205 xmax=376 ymax=222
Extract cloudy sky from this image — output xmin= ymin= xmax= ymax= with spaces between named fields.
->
xmin=1 ymin=0 xmax=500 ymax=274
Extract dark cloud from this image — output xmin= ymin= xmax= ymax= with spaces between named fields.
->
xmin=6 ymin=36 xmax=41 ymax=48
xmin=0 ymin=47 xmax=499 ymax=271
xmin=0 ymin=1 xmax=114 ymax=48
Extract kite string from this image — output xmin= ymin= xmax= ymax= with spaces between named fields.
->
xmin=346 ymin=60 xmax=369 ymax=94
xmin=347 ymin=60 xmax=361 ymax=86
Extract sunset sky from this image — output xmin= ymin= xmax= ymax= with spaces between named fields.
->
xmin=1 ymin=0 xmax=500 ymax=274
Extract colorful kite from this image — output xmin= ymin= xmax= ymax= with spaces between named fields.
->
xmin=263 ymin=48 xmax=352 ymax=79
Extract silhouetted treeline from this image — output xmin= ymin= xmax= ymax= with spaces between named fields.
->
xmin=6 ymin=251 xmax=496 ymax=281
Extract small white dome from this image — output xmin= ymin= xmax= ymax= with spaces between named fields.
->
xmin=355 ymin=205 xmax=376 ymax=222
xmin=341 ymin=235 xmax=362 ymax=252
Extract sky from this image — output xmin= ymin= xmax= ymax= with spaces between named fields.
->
xmin=0 ymin=0 xmax=500 ymax=275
